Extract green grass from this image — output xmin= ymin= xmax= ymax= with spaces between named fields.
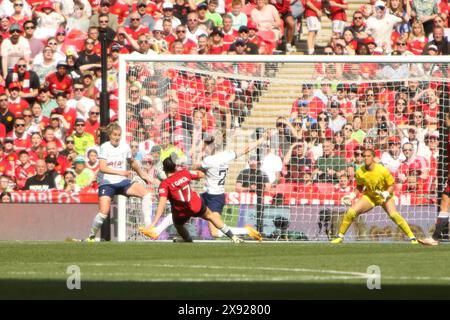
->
xmin=1 ymin=242 xmax=450 ymax=299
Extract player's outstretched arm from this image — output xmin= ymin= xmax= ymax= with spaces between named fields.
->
xmin=99 ymin=159 xmax=129 ymax=177
xmin=235 ymin=129 xmax=273 ymax=158
xmin=152 ymin=196 xmax=168 ymax=227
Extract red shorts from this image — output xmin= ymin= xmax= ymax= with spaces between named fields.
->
xmin=172 ymin=200 xmax=207 ymax=225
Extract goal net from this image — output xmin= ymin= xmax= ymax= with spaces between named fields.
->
xmin=117 ymin=55 xmax=449 ymax=242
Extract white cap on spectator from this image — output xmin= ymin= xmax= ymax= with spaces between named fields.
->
xmin=374 ymin=0 xmax=385 ymax=8
xmin=162 ymin=2 xmax=173 ymax=9
xmin=428 ymin=44 xmax=438 ymax=52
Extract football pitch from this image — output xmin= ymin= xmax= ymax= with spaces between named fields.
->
xmin=1 ymin=241 xmax=450 ymax=299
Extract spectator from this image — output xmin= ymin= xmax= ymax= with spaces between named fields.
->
xmin=350 ymin=115 xmax=367 ymax=144
xmin=305 ymin=0 xmax=323 ymax=54
xmin=154 ymin=2 xmax=182 ymax=31
xmin=197 ymin=2 xmax=215 ymax=31
xmin=45 ymin=154 xmax=62 ymax=188
xmin=228 ymin=26 xmax=259 ymax=54
xmin=412 ymin=0 xmax=440 ymax=36
xmin=23 ymin=159 xmax=56 ymax=191
xmin=270 ymin=0 xmax=296 ymax=51
xmin=407 ymin=21 xmax=428 ymax=55
xmin=428 ymin=13 xmax=450 ymax=40
xmin=76 ymin=39 xmax=102 ymax=73
xmin=124 ymin=0 xmax=155 ymax=30
xmin=387 ymin=0 xmax=412 ymax=36
xmin=68 ymin=82 xmax=96 ymax=120
xmin=28 ymin=132 xmax=45 ymax=162
xmin=86 ymin=146 xmax=100 ymax=180
xmin=335 ymin=172 xmax=352 ymax=193
xmin=45 ymin=140 xmax=71 ymax=174
xmin=366 ymin=1 xmax=402 ymax=54
xmin=73 ymin=155 xmax=95 ymax=189
xmin=345 ymin=10 xmax=368 ymax=41
xmin=0 ymin=174 xmax=12 ymax=193
xmin=390 ymin=97 xmax=409 ymax=126
xmin=90 ymin=0 xmax=119 ymax=30
xmin=0 ymin=93 xmax=15 ymax=133
xmin=33 ymin=2 xmax=65 ymax=40
xmin=350 ymin=99 xmax=375 ymax=131
xmin=15 ymin=150 xmax=35 ymax=189
xmin=66 ymin=2 xmax=91 ymax=33
xmin=6 ymin=117 xmax=31 ymax=152
xmin=235 ymin=155 xmax=271 ymax=193
xmin=33 ymin=38 xmax=66 ymax=67
xmin=45 ymin=62 xmax=73 ymax=97
xmin=397 ymin=141 xmax=430 ymax=183
xmin=71 ymin=118 xmax=95 ymax=156
xmin=314 ymin=139 xmax=345 ymax=182
xmin=423 ymin=25 xmax=449 ymax=54
xmin=23 ymin=20 xmax=44 ymax=60
xmin=159 ymin=131 xmax=186 ymax=162
xmin=206 ymin=0 xmax=223 ymax=27
xmin=261 ymin=144 xmax=283 ymax=184
xmin=49 ymin=113 xmax=69 ymax=142
xmin=0 ymin=192 xmax=12 ymax=202
xmin=32 ymin=46 xmax=58 ymax=84
xmin=328 ymin=100 xmax=346 ymax=133
xmin=60 ymin=136 xmax=77 ymax=163
xmin=381 ymin=136 xmax=405 ymax=173
xmin=7 ymin=82 xmax=29 ymax=118
xmin=60 ymin=170 xmax=80 ymax=192
xmin=1 ymin=23 xmax=31 ymax=78
xmin=282 ymin=141 xmax=312 ymax=183
xmin=186 ymin=11 xmax=208 ymax=44
xmin=36 ymin=87 xmax=57 ymax=118
xmin=84 ymin=106 xmax=100 ymax=137
xmin=230 ymin=0 xmax=247 ymax=31
xmin=251 ymin=0 xmax=282 ymax=41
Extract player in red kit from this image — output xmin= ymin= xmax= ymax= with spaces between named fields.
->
xmin=420 ymin=112 xmax=450 ymax=246
xmin=149 ymin=154 xmax=244 ymax=243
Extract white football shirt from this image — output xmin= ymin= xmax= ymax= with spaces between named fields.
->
xmin=201 ymin=150 xmax=236 ymax=195
xmin=97 ymin=141 xmax=131 ymax=185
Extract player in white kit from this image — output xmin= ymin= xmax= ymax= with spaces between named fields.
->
xmin=140 ymin=130 xmax=272 ymax=241
xmin=86 ymin=122 xmax=153 ymax=241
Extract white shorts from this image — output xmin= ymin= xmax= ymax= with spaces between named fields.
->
xmin=332 ymin=20 xmax=346 ymax=35
xmin=306 ymin=16 xmax=321 ymax=32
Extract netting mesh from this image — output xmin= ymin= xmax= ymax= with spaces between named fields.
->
xmin=120 ymin=58 xmax=449 ymax=241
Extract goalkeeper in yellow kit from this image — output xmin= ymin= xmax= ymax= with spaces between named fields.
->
xmin=331 ymin=148 xmax=418 ymax=244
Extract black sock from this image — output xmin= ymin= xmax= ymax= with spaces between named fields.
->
xmin=432 ymin=217 xmax=449 ymax=240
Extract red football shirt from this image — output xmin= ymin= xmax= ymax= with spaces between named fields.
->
xmin=158 ymin=169 xmax=203 ymax=216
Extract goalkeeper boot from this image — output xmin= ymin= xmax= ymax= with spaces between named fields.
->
xmin=330 ymin=236 xmax=344 ymax=244
xmin=231 ymin=236 xmax=244 ymax=244
xmin=410 ymin=237 xmax=419 ymax=244
xmin=245 ymin=225 xmax=263 ymax=242
xmin=84 ymin=236 xmax=96 ymax=243
xmin=139 ymin=226 xmax=159 ymax=240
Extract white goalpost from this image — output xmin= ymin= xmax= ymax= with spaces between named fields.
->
xmin=117 ymin=55 xmax=450 ymax=242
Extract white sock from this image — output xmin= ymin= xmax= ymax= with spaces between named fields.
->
xmin=155 ymin=213 xmax=173 ymax=234
xmin=89 ymin=213 xmax=108 ymax=238
xmin=142 ymin=193 xmax=152 ymax=227
xmin=217 ymin=227 xmax=248 ymax=237
xmin=308 ymin=48 xmax=314 ymax=55
xmin=438 ymin=212 xmax=449 ymax=219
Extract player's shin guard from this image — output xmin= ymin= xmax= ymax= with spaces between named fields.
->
xmin=432 ymin=212 xmax=449 ymax=240
xmin=389 ymin=212 xmax=415 ymax=239
xmin=89 ymin=213 xmax=108 ymax=238
xmin=142 ymin=193 xmax=152 ymax=227
xmin=337 ymin=208 xmax=358 ymax=238
xmin=155 ymin=213 xmax=173 ymax=234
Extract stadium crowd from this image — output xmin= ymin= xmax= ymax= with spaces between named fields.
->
xmin=0 ymin=0 xmax=448 ymax=204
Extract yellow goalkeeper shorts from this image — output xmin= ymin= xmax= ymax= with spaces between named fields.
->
xmin=362 ymin=194 xmax=384 ymax=207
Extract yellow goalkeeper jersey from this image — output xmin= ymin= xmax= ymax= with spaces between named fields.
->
xmin=355 ymin=163 xmax=395 ymax=202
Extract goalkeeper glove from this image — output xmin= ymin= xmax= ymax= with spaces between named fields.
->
xmin=376 ymin=190 xmax=391 ymax=203
xmin=341 ymin=192 xmax=356 ymax=206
